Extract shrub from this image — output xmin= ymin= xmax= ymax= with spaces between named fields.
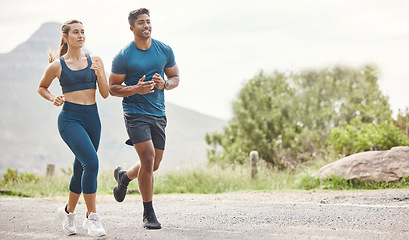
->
xmin=2 ymin=168 xmax=18 ymax=184
xmin=328 ymin=116 xmax=409 ymax=156
xmin=2 ymin=168 xmax=40 ymax=184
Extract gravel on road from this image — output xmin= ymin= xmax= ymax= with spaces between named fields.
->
xmin=1 ymin=189 xmax=408 ymax=240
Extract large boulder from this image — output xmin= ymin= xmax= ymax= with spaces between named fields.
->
xmin=314 ymin=146 xmax=409 ymax=181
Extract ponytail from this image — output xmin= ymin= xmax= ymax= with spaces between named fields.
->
xmin=48 ymin=19 xmax=83 ymax=63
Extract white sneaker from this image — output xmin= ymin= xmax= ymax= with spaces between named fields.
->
xmin=57 ymin=206 xmax=77 ymax=235
xmin=83 ymin=212 xmax=106 ymax=237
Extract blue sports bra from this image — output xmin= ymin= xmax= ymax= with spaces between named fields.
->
xmin=59 ymin=53 xmax=97 ymax=93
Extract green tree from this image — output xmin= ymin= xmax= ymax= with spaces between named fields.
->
xmin=206 ymin=65 xmax=392 ymax=168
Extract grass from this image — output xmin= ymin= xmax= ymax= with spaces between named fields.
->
xmin=295 ymin=172 xmax=409 ymax=190
xmin=1 ymin=161 xmax=409 ymax=198
xmin=154 ymin=163 xmax=295 ymax=194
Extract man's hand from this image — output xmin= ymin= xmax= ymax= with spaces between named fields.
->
xmin=152 ymin=73 xmax=165 ymax=89
xmin=132 ymin=75 xmax=155 ymax=94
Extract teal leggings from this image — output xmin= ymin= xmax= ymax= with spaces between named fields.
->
xmin=58 ymin=101 xmax=101 ymax=194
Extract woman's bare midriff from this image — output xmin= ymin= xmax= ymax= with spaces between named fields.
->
xmin=63 ymin=89 xmax=96 ymax=105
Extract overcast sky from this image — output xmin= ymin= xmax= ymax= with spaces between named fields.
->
xmin=1 ymin=0 xmax=408 ymax=120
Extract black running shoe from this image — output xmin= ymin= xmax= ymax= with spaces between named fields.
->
xmin=143 ymin=213 xmax=162 ymax=229
xmin=113 ymin=167 xmax=128 ymax=202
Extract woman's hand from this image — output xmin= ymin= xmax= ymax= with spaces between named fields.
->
xmin=91 ymin=56 xmax=109 ymax=98
xmin=91 ymin=58 xmax=103 ymax=77
xmin=53 ymin=95 xmax=65 ymax=106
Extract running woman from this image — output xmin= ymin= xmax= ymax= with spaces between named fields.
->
xmin=38 ymin=19 xmax=108 ymax=237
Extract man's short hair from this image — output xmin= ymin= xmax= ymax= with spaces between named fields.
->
xmin=128 ymin=8 xmax=150 ymax=27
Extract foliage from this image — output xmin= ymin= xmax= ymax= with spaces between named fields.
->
xmin=206 ymin=65 xmax=392 ymax=168
xmin=2 ymin=168 xmax=18 ymax=184
xmin=394 ymin=107 xmax=409 ymax=139
xmin=2 ymin=168 xmax=39 ymax=184
xmin=0 ymin=165 xmax=295 ymax=197
xmin=60 ymin=166 xmax=73 ymax=176
xmin=328 ymin=116 xmax=409 ymax=156
xmin=0 ymin=170 xmax=121 ymax=198
xmin=295 ymin=173 xmax=409 ymax=190
xmin=1 ymin=165 xmax=409 ymax=198
xmin=154 ymin=163 xmax=295 ymax=194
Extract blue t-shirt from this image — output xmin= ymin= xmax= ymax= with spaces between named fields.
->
xmin=111 ymin=39 xmax=176 ymax=116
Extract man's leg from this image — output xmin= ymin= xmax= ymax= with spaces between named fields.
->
xmin=126 ymin=162 xmax=141 ymax=180
xmin=113 ymin=145 xmax=163 ymax=202
xmin=132 ymin=140 xmax=162 ymax=229
xmin=125 ymin=147 xmax=163 ymax=179
xmin=153 ymin=148 xmax=164 ymax=171
xmin=133 ymin=140 xmax=155 ymax=202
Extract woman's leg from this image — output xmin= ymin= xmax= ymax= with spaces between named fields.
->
xmin=83 ymin=193 xmax=97 ymax=215
xmin=83 ymin=111 xmax=101 ymax=215
xmin=57 ymin=103 xmax=105 ymax=237
xmin=67 ymin=191 xmax=81 ymax=213
xmin=66 ymin=157 xmax=83 ymax=212
xmin=60 ymin=123 xmax=99 ymax=214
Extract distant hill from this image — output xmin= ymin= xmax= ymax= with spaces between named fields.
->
xmin=0 ymin=22 xmax=226 ymax=175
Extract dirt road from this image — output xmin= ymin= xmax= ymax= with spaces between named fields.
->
xmin=1 ymin=189 xmax=409 ymax=240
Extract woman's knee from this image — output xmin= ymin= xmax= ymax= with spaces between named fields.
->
xmin=83 ymin=158 xmax=99 ymax=175
xmin=81 ymin=158 xmax=98 ymax=194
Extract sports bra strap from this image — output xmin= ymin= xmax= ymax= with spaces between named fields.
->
xmin=85 ymin=53 xmax=92 ymax=67
xmin=60 ymin=53 xmax=92 ymax=69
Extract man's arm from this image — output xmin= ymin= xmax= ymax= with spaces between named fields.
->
xmin=109 ymin=73 xmax=155 ymax=97
xmin=164 ymin=64 xmax=180 ymax=90
xmin=152 ymin=64 xmax=180 ymax=90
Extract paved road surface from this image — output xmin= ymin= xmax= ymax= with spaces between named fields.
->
xmin=1 ymin=190 xmax=409 ymax=240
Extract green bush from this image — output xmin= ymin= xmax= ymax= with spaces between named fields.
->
xmin=2 ymin=168 xmax=19 ymax=184
xmin=2 ymin=168 xmax=40 ymax=184
xmin=329 ymin=116 xmax=409 ymax=156
xmin=19 ymin=172 xmax=40 ymax=183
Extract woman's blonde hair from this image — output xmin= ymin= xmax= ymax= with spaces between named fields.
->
xmin=48 ymin=19 xmax=83 ymax=63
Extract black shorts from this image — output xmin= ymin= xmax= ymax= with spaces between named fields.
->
xmin=124 ymin=113 xmax=167 ymax=150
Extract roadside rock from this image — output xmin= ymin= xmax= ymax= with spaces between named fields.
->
xmin=314 ymin=146 xmax=409 ymax=181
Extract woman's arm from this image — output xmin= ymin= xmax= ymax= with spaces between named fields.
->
xmin=38 ymin=60 xmax=64 ymax=106
xmin=91 ymin=55 xmax=109 ymax=99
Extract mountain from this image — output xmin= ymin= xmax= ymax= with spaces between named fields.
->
xmin=0 ymin=22 xmax=226 ymax=175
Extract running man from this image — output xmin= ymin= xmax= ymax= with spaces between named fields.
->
xmin=109 ymin=8 xmax=180 ymax=229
